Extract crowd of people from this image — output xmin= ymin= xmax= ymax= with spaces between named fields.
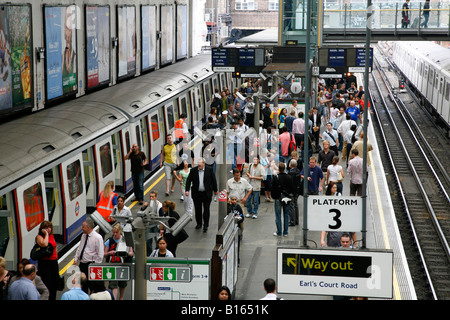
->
xmin=1 ymin=75 xmax=373 ymax=301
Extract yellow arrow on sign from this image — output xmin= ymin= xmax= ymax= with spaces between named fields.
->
xmin=287 ymin=257 xmax=297 ymax=268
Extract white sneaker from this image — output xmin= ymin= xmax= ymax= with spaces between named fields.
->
xmin=252 ymin=215 xmax=257 ymax=219
xmin=245 ymin=213 xmax=251 ymax=218
xmin=180 ymin=195 xmax=184 ymax=201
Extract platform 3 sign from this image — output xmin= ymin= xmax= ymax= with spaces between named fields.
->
xmin=307 ymin=196 xmax=362 ymax=232
xmin=277 ymin=248 xmax=393 ymax=298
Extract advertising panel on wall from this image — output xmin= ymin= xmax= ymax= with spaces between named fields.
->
xmin=176 ymin=5 xmax=188 ymax=61
xmin=86 ymin=6 xmax=110 ymax=90
xmin=141 ymin=5 xmax=157 ymax=72
xmin=160 ymin=5 xmax=173 ymax=66
xmin=117 ymin=5 xmax=136 ymax=79
xmin=44 ymin=5 xmax=77 ymax=101
xmin=0 ymin=4 xmax=32 ymax=116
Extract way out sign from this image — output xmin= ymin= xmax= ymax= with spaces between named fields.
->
xmin=277 ymin=248 xmax=393 ymax=298
xmin=307 ymin=196 xmax=362 ymax=232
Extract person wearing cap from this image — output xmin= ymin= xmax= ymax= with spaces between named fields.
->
xmin=219 ymin=110 xmax=231 ymax=129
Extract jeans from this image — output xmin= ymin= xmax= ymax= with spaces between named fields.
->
xmin=132 ymin=171 xmax=145 ymax=202
xmin=274 ymin=199 xmax=290 ymax=236
xmin=246 ymin=191 xmax=260 ymax=216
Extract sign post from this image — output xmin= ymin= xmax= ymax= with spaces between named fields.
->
xmin=277 ymin=248 xmax=393 ymax=298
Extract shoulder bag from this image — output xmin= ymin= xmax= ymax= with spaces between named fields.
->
xmin=30 ymin=242 xmax=54 ymax=261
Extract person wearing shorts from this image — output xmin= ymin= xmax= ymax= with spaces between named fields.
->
xmin=160 ymin=134 xmax=178 ymax=196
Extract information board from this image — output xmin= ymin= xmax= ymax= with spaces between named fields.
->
xmin=319 ymin=47 xmax=373 ymax=76
xmin=211 ymin=48 xmax=238 ymax=72
xmin=146 ymin=259 xmax=210 ymax=300
xmin=277 ymin=248 xmax=393 ymax=298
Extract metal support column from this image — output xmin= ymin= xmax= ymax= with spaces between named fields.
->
xmin=302 ymin=0 xmax=312 ymax=247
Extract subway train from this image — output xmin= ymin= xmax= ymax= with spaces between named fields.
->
xmin=390 ymin=41 xmax=450 ymax=136
xmin=0 ymin=53 xmax=232 ymax=268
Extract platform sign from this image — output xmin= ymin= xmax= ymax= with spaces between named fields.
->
xmin=277 ymin=248 xmax=393 ymax=298
xmin=328 ymin=49 xmax=346 ymax=67
xmin=88 ymin=264 xmax=131 ymax=281
xmin=212 ymin=48 xmax=238 ymax=72
xmin=319 ymin=47 xmax=373 ymax=75
xmin=307 ymin=196 xmax=362 ymax=232
xmin=146 ymin=258 xmax=210 ymax=300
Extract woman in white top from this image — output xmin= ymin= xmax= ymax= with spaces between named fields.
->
xmin=149 ymin=237 xmax=174 ymax=258
xmin=326 ymin=156 xmax=344 ymax=195
xmin=175 ymin=160 xmax=193 ymax=215
xmin=110 ymin=195 xmax=132 ymax=227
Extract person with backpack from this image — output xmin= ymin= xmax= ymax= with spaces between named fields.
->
xmin=279 ymin=126 xmax=296 ymax=164
xmin=343 ymin=124 xmax=358 ymax=167
xmin=104 ymin=224 xmax=133 ymax=300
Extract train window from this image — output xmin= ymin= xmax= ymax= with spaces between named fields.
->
xmin=67 ymin=160 xmax=84 ymax=201
xmin=439 ymin=78 xmax=443 ymax=93
xmin=125 ymin=132 xmax=131 ymax=152
xmin=99 ymin=143 xmax=113 ymax=178
xmin=23 ymin=183 xmax=45 ymax=232
xmin=151 ymin=114 xmax=160 ymax=141
xmin=135 ymin=125 xmax=141 ymax=149
xmin=180 ymin=97 xmax=187 ymax=116
xmin=446 ymin=82 xmax=450 ymax=101
xmin=167 ymin=104 xmax=175 ymax=131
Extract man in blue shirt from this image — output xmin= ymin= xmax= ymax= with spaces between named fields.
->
xmin=61 ymin=271 xmax=90 ymax=300
xmin=8 ymin=264 xmax=40 ymax=300
xmin=300 ymin=156 xmax=324 ymax=195
xmin=345 ymin=100 xmax=361 ymax=123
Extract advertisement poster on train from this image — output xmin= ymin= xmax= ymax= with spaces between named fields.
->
xmin=141 ymin=5 xmax=157 ymax=71
xmin=176 ymin=5 xmax=188 ymax=60
xmin=86 ymin=6 xmax=110 ymax=89
xmin=117 ymin=6 xmax=136 ymax=79
xmin=0 ymin=5 xmax=32 ymax=114
xmin=45 ymin=6 xmax=77 ymax=100
xmin=160 ymin=5 xmax=173 ymax=66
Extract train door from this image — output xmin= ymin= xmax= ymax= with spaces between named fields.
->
xmin=212 ymin=75 xmax=219 ymax=93
xmin=14 ymin=175 xmax=48 ymax=260
xmin=139 ymin=117 xmax=151 ymax=177
xmin=443 ymin=80 xmax=450 ymax=125
xmin=82 ymin=147 xmax=97 ymax=211
xmin=148 ymin=109 xmax=164 ymax=171
xmin=427 ymin=68 xmax=434 ymax=103
xmin=432 ymin=72 xmax=440 ymax=107
xmin=192 ymin=86 xmax=204 ymax=129
xmin=119 ymin=127 xmax=133 ymax=194
xmin=111 ymin=132 xmax=125 ymax=193
xmin=0 ymin=193 xmax=16 ymax=268
xmin=203 ymin=80 xmax=212 ymax=114
xmin=44 ymin=167 xmax=63 ymax=240
xmin=60 ymin=154 xmax=86 ymax=244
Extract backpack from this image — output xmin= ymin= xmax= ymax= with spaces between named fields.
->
xmin=288 ymin=133 xmax=297 ymax=154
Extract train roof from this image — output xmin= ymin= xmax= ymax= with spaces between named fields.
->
xmin=80 ymin=54 xmax=213 ymax=119
xmin=0 ymin=101 xmax=128 ymax=195
xmin=397 ymin=41 xmax=450 ymax=74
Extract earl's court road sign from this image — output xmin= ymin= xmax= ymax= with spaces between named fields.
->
xmin=277 ymin=248 xmax=393 ymax=298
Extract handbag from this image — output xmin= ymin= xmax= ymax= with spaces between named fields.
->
xmin=337 ymin=171 xmax=344 ymax=182
xmin=30 ymin=242 xmax=53 ymax=260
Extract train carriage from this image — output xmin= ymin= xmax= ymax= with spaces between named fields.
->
xmin=392 ymin=41 xmax=450 ymax=136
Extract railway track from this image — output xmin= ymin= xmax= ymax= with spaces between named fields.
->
xmin=370 ymin=47 xmax=450 ymax=300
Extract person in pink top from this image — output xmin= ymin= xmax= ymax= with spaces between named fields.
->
xmin=279 ymin=126 xmax=293 ymax=164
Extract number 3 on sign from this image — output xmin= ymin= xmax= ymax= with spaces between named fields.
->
xmin=328 ymin=209 xmax=342 ymax=230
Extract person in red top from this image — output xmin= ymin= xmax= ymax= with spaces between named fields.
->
xmin=35 ymin=220 xmax=59 ymax=300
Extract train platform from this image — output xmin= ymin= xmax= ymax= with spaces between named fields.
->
xmin=57 ymin=113 xmax=416 ymax=301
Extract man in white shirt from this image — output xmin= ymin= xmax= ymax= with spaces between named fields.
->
xmin=260 ymin=278 xmax=282 ymax=300
xmin=292 ymin=111 xmax=305 ymax=149
xmin=321 ymin=122 xmax=339 ymax=156
xmin=227 ymin=168 xmax=253 ymax=205
xmin=73 ymin=217 xmax=104 ymax=293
